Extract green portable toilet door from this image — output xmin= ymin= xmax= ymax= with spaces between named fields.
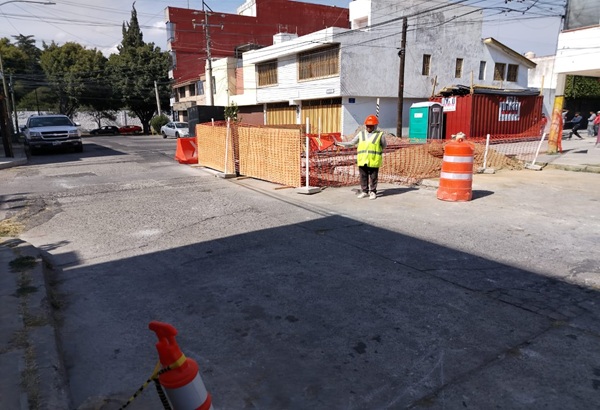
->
xmin=409 ymin=102 xmax=433 ymax=143
xmin=409 ymin=102 xmax=444 ymax=142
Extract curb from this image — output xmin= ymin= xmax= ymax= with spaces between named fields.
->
xmin=1 ymin=238 xmax=71 ymax=410
xmin=542 ymin=163 xmax=600 ymax=173
xmin=0 ymin=157 xmax=27 ymax=170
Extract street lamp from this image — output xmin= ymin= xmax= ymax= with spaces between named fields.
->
xmin=0 ymin=0 xmax=55 ymax=157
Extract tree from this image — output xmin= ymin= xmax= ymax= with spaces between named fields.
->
xmin=40 ymin=41 xmax=108 ymax=117
xmin=107 ymin=4 xmax=170 ymax=135
xmin=565 ymin=75 xmax=600 ymax=99
xmin=11 ymin=35 xmax=47 ymax=110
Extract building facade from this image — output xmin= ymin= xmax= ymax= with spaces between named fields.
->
xmin=164 ymin=0 xmax=350 ymax=120
xmin=228 ymin=0 xmax=536 ymax=136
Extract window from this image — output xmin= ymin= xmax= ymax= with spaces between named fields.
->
xmin=353 ymin=17 xmax=368 ymax=30
xmin=478 ymin=61 xmax=486 ymax=80
xmin=507 ymin=64 xmax=519 ymax=82
xmin=455 ymin=58 xmax=463 ymax=78
xmin=166 ymin=22 xmax=175 ymax=43
xmin=197 ymin=81 xmax=204 ymax=95
xmin=188 ymin=84 xmax=196 ymax=97
xmin=298 ymin=44 xmax=340 ymax=81
xmin=257 ymin=60 xmax=278 ymax=87
xmin=177 ymin=87 xmax=185 ymax=99
xmin=422 ymin=54 xmax=431 ymax=76
xmin=494 ymin=63 xmax=506 ymax=81
xmin=169 ymin=51 xmax=177 ymax=70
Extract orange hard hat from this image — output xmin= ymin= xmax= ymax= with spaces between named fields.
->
xmin=364 ymin=115 xmax=379 ymax=125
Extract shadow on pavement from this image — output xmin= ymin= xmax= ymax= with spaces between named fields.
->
xmin=49 ymin=213 xmax=600 ymax=409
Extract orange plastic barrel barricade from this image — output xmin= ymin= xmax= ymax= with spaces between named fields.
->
xmin=149 ymin=321 xmax=214 ymax=410
xmin=436 ymin=139 xmax=474 ymax=202
xmin=175 ymin=137 xmax=198 ymax=164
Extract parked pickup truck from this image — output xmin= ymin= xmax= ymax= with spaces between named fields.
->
xmin=22 ymin=114 xmax=83 ymax=154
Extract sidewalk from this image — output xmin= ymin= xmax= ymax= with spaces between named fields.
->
xmin=535 ymin=134 xmax=600 ymax=173
xmin=0 ymin=239 xmax=69 ymax=409
xmin=0 ymin=140 xmax=27 ymax=170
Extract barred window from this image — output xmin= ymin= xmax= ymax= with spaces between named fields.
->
xmin=507 ymin=64 xmax=519 ymax=82
xmin=455 ymin=58 xmax=463 ymax=78
xmin=494 ymin=63 xmax=506 ymax=81
xmin=422 ymin=54 xmax=431 ymax=76
xmin=298 ymin=44 xmax=340 ymax=81
xmin=257 ymin=60 xmax=278 ymax=87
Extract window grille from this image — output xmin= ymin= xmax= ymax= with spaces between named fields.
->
xmin=507 ymin=64 xmax=519 ymax=82
xmin=455 ymin=58 xmax=463 ymax=78
xmin=494 ymin=63 xmax=506 ymax=81
xmin=298 ymin=45 xmax=340 ymax=81
xmin=422 ymin=54 xmax=431 ymax=76
xmin=257 ymin=60 xmax=278 ymax=87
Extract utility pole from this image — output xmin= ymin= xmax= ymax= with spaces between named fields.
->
xmin=0 ymin=53 xmax=15 ymax=137
xmin=396 ymin=17 xmax=407 ymax=138
xmin=10 ymin=74 xmax=19 ymax=136
xmin=204 ymin=9 xmax=213 ymax=106
xmin=193 ymin=2 xmax=222 ymax=107
xmin=154 ymin=80 xmax=162 ymax=115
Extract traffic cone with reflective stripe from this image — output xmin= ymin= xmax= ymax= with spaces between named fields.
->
xmin=149 ymin=321 xmax=214 ymax=410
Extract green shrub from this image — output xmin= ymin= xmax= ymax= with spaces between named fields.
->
xmin=150 ymin=114 xmax=170 ymax=134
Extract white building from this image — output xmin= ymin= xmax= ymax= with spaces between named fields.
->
xmin=526 ymin=0 xmax=599 ymax=153
xmin=527 ymin=54 xmax=557 ymax=117
xmin=222 ymin=0 xmax=537 ymax=135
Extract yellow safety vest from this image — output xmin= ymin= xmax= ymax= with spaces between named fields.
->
xmin=356 ymin=130 xmax=383 ymax=168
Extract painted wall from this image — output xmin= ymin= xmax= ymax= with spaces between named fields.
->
xmin=528 ymin=55 xmax=557 ymax=116
xmin=165 ymin=0 xmax=350 ymax=88
xmin=231 ymin=0 xmax=537 ymax=135
xmin=554 ymin=26 xmax=600 ymax=77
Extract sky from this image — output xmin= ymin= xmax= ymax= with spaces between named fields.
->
xmin=0 ymin=0 xmax=564 ymax=57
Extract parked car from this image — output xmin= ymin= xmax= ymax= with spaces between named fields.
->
xmin=160 ymin=122 xmax=190 ymax=138
xmin=90 ymin=125 xmax=119 ymax=135
xmin=21 ymin=114 xmax=83 ymax=154
xmin=118 ymin=125 xmax=143 ymax=134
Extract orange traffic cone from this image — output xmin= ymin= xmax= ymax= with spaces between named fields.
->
xmin=149 ymin=321 xmax=214 ymax=410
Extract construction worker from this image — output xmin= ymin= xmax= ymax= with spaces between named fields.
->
xmin=336 ymin=114 xmax=387 ymax=200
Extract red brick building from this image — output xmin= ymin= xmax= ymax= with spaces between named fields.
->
xmin=166 ymin=0 xmax=349 ymax=118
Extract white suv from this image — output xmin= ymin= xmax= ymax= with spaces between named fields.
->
xmin=22 ymin=114 xmax=83 ymax=154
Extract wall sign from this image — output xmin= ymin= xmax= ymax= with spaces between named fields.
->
xmin=441 ymin=97 xmax=456 ymax=112
xmin=499 ymin=96 xmax=521 ymax=121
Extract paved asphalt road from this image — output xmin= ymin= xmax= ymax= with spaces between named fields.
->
xmin=1 ymin=134 xmax=599 ymax=409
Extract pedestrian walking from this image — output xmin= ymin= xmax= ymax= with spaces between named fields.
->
xmin=587 ymin=111 xmax=596 ymax=136
xmin=539 ymin=113 xmax=548 ymax=135
xmin=566 ymin=112 xmax=583 ymax=139
xmin=336 ymin=114 xmax=387 ymax=200
xmin=594 ymin=111 xmax=600 ymax=147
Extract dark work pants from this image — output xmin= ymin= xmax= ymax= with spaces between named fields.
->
xmin=569 ymin=125 xmax=582 ymax=138
xmin=359 ymin=165 xmax=379 ymax=193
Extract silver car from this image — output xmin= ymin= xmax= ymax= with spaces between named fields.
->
xmin=160 ymin=122 xmax=190 ymax=138
xmin=22 ymin=114 xmax=83 ymax=154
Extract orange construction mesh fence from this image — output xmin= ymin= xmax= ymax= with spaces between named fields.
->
xmin=194 ymin=120 xmax=549 ymax=188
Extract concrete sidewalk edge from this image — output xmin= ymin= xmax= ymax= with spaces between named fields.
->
xmin=1 ymin=238 xmax=71 ymax=410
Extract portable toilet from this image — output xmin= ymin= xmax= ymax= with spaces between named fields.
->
xmin=409 ymin=102 xmax=444 ymax=142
